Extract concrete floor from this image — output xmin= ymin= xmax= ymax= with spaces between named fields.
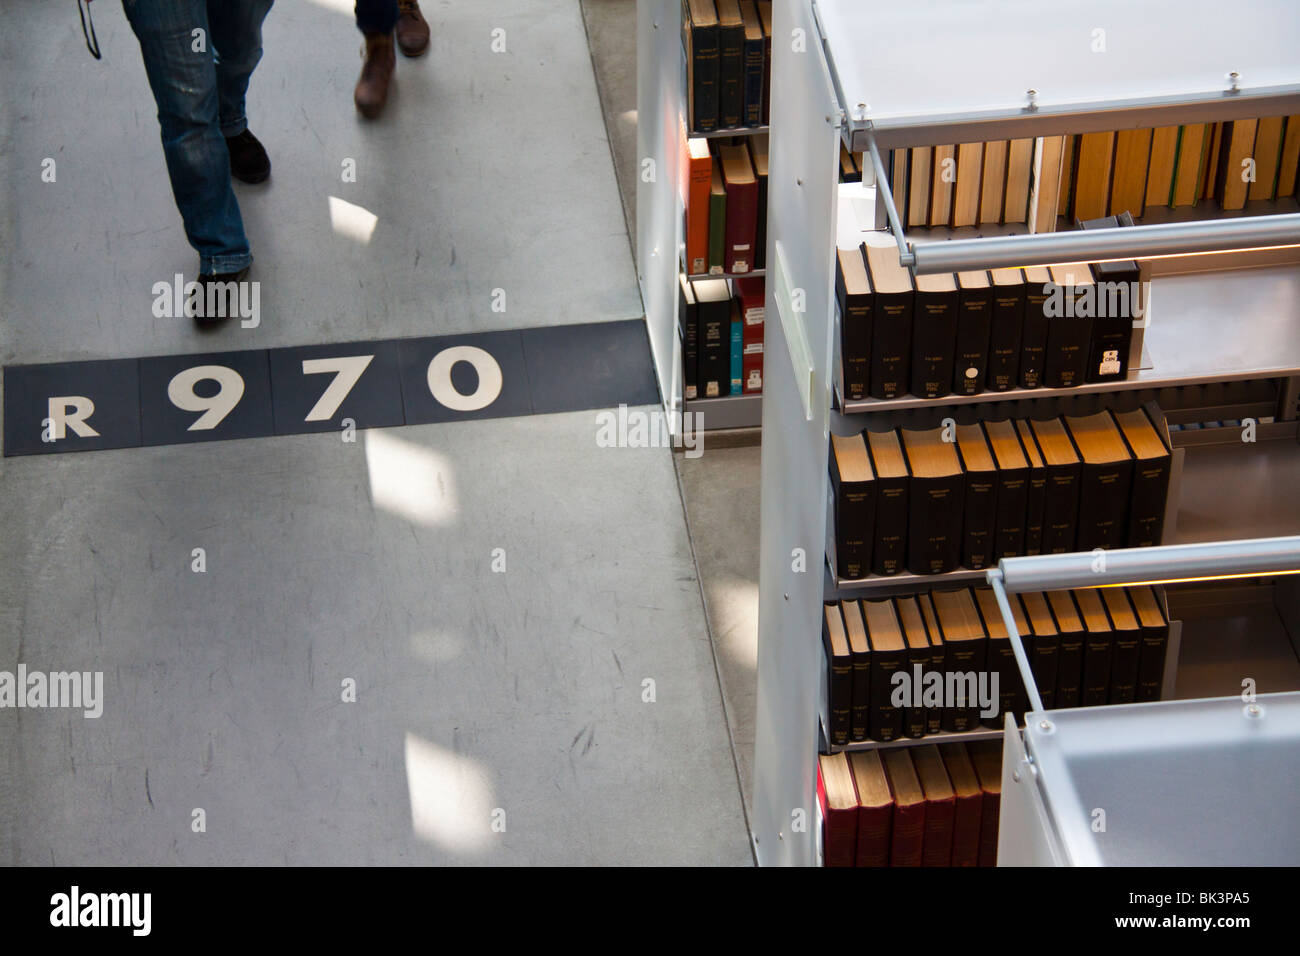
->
xmin=0 ymin=0 xmax=752 ymax=865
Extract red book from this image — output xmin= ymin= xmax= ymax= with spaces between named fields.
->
xmin=848 ymin=750 xmax=894 ymax=866
xmin=685 ymin=138 xmax=713 ymax=276
xmin=882 ymin=749 xmax=926 ymax=866
xmin=817 ymin=752 xmax=858 ymax=867
xmin=968 ymin=739 xmax=1003 ymax=866
xmin=736 ymin=275 xmax=764 ymax=392
xmin=941 ymin=743 xmax=985 ymax=867
xmin=913 ymin=744 xmax=956 ymax=866
xmin=719 ymin=143 xmax=758 ymax=274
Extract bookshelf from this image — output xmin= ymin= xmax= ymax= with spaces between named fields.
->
xmin=752 ymin=0 xmax=1300 ymax=866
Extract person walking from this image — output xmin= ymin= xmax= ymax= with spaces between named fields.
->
xmin=123 ymin=0 xmax=274 ymax=324
xmin=354 ymin=1 xmax=430 ymax=119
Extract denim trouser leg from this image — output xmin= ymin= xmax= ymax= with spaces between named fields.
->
xmin=123 ymin=0 xmax=269 ymax=274
xmin=211 ymin=0 xmax=275 ymax=137
xmin=355 ymin=0 xmax=398 ymax=35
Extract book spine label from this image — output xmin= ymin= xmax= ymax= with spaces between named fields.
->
xmin=717 ymin=25 xmax=745 ymax=128
xmin=869 ymin=294 xmax=913 ymax=399
xmin=988 ymin=288 xmax=1024 ymax=390
xmin=1041 ymin=464 xmax=1081 ymax=554
xmin=993 ymin=468 xmax=1028 ymax=558
xmin=1108 ymin=632 xmax=1141 ymax=704
xmin=1127 ymin=458 xmax=1170 ymax=547
xmin=1086 ymin=291 xmax=1136 ymax=383
xmin=910 ymin=290 xmax=958 ymax=399
xmin=871 ymin=479 xmax=908 ymax=576
xmin=907 ymin=475 xmax=964 ymax=574
xmin=962 ymin=469 xmax=996 ymax=570
xmin=1021 ymin=284 xmax=1051 ymax=388
xmin=954 ymin=289 xmax=993 ymax=394
xmin=1076 ymin=461 xmax=1133 ymax=552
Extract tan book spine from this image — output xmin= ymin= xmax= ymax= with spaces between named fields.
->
xmin=1277 ymin=116 xmax=1300 ymax=197
xmin=1248 ymin=116 xmax=1285 ymax=201
xmin=1072 ymin=131 xmax=1115 ymax=221
xmin=1056 ymin=135 xmax=1076 ymax=222
xmin=1145 ymin=126 xmax=1179 ymax=208
xmin=1109 ymin=128 xmax=1152 ymax=219
xmin=1172 ymin=124 xmax=1207 ymax=207
xmin=1004 ymin=138 xmax=1035 ymax=224
xmin=951 ymin=143 xmax=983 ymax=227
xmin=979 ymin=141 xmax=1009 ymax=225
xmin=908 ymin=146 xmax=932 ymax=227
xmin=1201 ymin=122 xmax=1223 ymax=200
xmin=929 ymin=145 xmax=956 ymax=227
xmin=1219 ymin=119 xmax=1258 ymax=210
xmin=1030 ymin=136 xmax=1065 ymax=234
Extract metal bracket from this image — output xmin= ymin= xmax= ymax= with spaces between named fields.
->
xmin=860 ymin=129 xmax=916 ymax=269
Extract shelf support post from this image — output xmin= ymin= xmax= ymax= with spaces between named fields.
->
xmin=861 ymin=128 xmax=916 ymax=269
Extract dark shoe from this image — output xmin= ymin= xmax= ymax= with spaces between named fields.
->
xmin=355 ymin=32 xmax=396 ymax=118
xmin=193 ymin=266 xmax=251 ymax=327
xmin=225 ymin=130 xmax=271 ymax=184
xmin=396 ymin=0 xmax=430 ymax=57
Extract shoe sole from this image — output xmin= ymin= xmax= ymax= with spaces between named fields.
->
xmin=398 ymin=43 xmax=428 ymax=57
xmin=232 ymin=169 xmax=271 ymax=185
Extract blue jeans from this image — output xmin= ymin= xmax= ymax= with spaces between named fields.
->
xmin=356 ymin=1 xmax=398 ymax=35
xmin=123 ymin=0 xmax=273 ymax=274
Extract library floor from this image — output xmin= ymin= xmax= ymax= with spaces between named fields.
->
xmin=0 ymin=0 xmax=753 ymax=865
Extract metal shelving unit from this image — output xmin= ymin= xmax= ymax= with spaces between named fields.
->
xmin=751 ymin=0 xmax=1300 ymax=866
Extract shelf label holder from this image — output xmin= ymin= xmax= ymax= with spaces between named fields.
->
xmin=772 ymin=239 xmax=816 ymax=421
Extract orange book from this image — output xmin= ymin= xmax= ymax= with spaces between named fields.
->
xmin=1277 ymin=116 xmax=1300 ymax=197
xmin=1109 ymin=128 xmax=1152 ymax=219
xmin=1072 ymin=131 xmax=1115 ymax=221
xmin=685 ymin=138 xmax=713 ymax=275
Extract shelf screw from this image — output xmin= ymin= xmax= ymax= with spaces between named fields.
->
xmin=783 ymin=592 xmax=789 ymax=601
xmin=1038 ymin=719 xmax=1053 ymax=733
xmin=1012 ymin=770 xmax=1021 ymax=782
xmin=1244 ymin=702 xmax=1264 ymax=719
xmin=1026 ymin=89 xmax=1038 ymax=111
xmin=1226 ymin=71 xmax=1241 ymax=92
xmin=778 ymin=831 xmax=784 ymax=841
xmin=854 ymin=102 xmax=869 ymax=121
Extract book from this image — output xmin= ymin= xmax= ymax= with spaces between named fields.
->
xmin=1249 ymin=115 xmax=1285 ymax=201
xmin=1072 ymin=131 xmax=1115 ymax=220
xmin=693 ymin=277 xmax=731 ymax=398
xmin=1130 ymin=585 xmax=1170 ymax=703
xmin=713 ymin=0 xmax=745 ymax=129
xmin=1171 ymin=124 xmax=1209 ymax=207
xmin=1044 ymin=263 xmax=1096 ymax=388
xmin=930 ymin=588 xmax=988 ymax=732
xmin=863 ymin=243 xmax=914 ymax=400
xmin=979 ymin=141 xmax=1008 ymax=225
xmin=955 ymin=423 xmax=997 ymax=570
xmin=1146 ymin=126 xmax=1180 ymax=208
xmin=1277 ymin=116 xmax=1300 ymax=197
xmin=685 ymin=139 xmax=713 ymax=276
xmin=1016 ymin=419 xmax=1048 ymax=555
xmin=1005 ymin=137 xmax=1035 ymax=225
xmin=830 ymin=432 xmax=876 ymax=580
xmin=912 ymin=745 xmax=956 ymax=867
xmin=1100 ymin=587 xmax=1141 ymax=704
xmin=1046 ymin=590 xmax=1086 ymax=708
xmin=822 ymin=603 xmax=852 ymax=746
xmin=984 ymin=419 xmax=1029 ymax=559
xmin=757 ymin=1 xmax=772 ymax=126
xmin=1057 ymin=135 xmax=1077 ymax=223
xmin=729 ymin=299 xmax=743 ymax=394
xmin=1201 ymin=121 xmax=1223 ymax=200
xmin=974 ymin=586 xmax=1028 ymax=725
xmin=684 ymin=0 xmax=721 ymax=133
xmin=929 ymin=145 xmax=956 ymax=226
xmin=1077 ymin=213 xmax=1139 ymax=383
xmin=866 ymin=429 xmax=909 ymax=576
xmin=941 ymin=743 xmax=985 ymax=867
xmin=680 ymin=275 xmax=699 ymax=401
xmin=1075 ymin=589 xmax=1115 ymax=707
xmin=1019 ymin=265 xmax=1053 ymax=388
xmin=910 ymin=271 xmax=958 ymax=399
xmin=882 ymin=750 xmax=926 ymax=867
xmin=951 ymin=143 xmax=983 ymax=228
xmin=835 ymin=246 xmax=872 ymax=402
xmin=817 ymin=751 xmax=858 ymax=867
xmin=987 ymin=267 xmax=1025 ymax=391
xmin=1215 ymin=119 xmax=1259 ymax=210
xmin=1065 ymin=410 xmax=1134 ymax=551
xmin=840 ymin=145 xmax=858 ymax=183
xmin=1029 ymin=135 xmax=1065 ymax=233
xmin=719 ymin=144 xmax=758 ymax=273
xmin=917 ymin=594 xmax=946 ymax=735
xmin=842 ymin=600 xmax=872 ymax=742
xmin=847 ymin=751 xmax=894 ymax=867
xmin=953 ymin=269 xmax=992 ymax=394
xmin=1113 ymin=406 xmax=1171 ymax=547
xmin=708 ymin=156 xmax=727 ymax=272
xmin=967 ymin=740 xmax=1002 ymax=866
xmin=891 ymin=149 xmax=910 ymax=226
xmin=1019 ymin=591 xmax=1060 ymax=710
xmin=750 ymin=134 xmax=769 ymax=269
xmin=863 ymin=599 xmax=908 ymax=741
xmin=901 ymin=427 xmax=965 ymax=574
xmin=737 ymin=275 xmax=765 ymax=393
xmin=738 ymin=1 xmax=765 ymax=126
xmin=1108 ymin=128 xmax=1153 ymax=219
xmin=908 ymin=146 xmax=933 ymax=227
xmin=1029 ymin=418 xmax=1081 ymax=554
xmin=895 ymin=595 xmax=934 ymax=738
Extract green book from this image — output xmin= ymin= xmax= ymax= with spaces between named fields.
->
xmin=708 ymin=156 xmax=727 ymax=274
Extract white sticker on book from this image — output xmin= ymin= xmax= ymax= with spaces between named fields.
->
xmin=1099 ymin=349 xmax=1121 ymax=376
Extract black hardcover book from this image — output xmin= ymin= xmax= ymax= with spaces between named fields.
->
xmin=714 ymin=0 xmax=745 ymax=129
xmin=895 ymin=596 xmax=933 ymax=738
xmin=901 ymin=427 xmax=965 ymax=574
xmin=1101 ymin=588 xmax=1142 ymax=705
xmin=863 ymin=600 xmax=908 ymax=742
xmin=1029 ymin=418 xmax=1082 ymax=554
xmin=954 ymin=269 xmax=993 ymax=394
xmin=1130 ymin=585 xmax=1170 ymax=702
xmin=835 ymin=246 xmax=873 ymax=402
xmin=955 ymin=423 xmax=997 ymax=570
xmin=823 ymin=603 xmax=852 ymax=746
xmin=866 ymin=429 xmax=909 ymax=576
xmin=984 ymin=419 xmax=1029 ymax=559
xmin=918 ymin=595 xmax=945 ymax=735
xmin=758 ymin=1 xmax=772 ymax=125
xmin=684 ymin=0 xmax=720 ymax=134
xmin=911 ymin=271 xmax=959 ymax=399
xmin=1047 ymin=590 xmax=1086 ymax=709
xmin=1044 ymin=263 xmax=1096 ymax=388
xmin=1019 ymin=265 xmax=1052 ymax=388
xmin=1065 ymin=410 xmax=1135 ymax=552
xmin=692 ymin=278 xmax=732 ymax=399
xmin=931 ymin=589 xmax=988 ymax=731
xmin=863 ymin=244 xmax=914 ymax=400
xmin=830 ymin=432 xmax=876 ymax=580
xmin=1078 ymin=213 xmax=1140 ymax=383
xmin=1019 ymin=592 xmax=1061 ymax=710
xmin=739 ymin=1 xmax=765 ymax=126
xmin=1114 ymin=406 xmax=1172 ymax=548
xmin=974 ymin=587 xmax=1027 ymax=726
xmin=1075 ymin=589 xmax=1114 ymax=707
xmin=987 ymin=267 xmax=1025 ymax=391
xmin=1016 ymin=420 xmax=1049 ymax=555
xmin=842 ymin=600 xmax=872 ymax=742
xmin=751 ymin=135 xmax=768 ymax=270
xmin=679 ymin=274 xmax=699 ymax=401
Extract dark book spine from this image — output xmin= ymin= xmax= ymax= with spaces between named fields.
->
xmin=954 ymin=287 xmax=993 ymax=394
xmin=1041 ymin=461 xmax=1081 ymax=554
xmin=1020 ymin=282 xmax=1051 ymax=389
xmin=1127 ymin=455 xmax=1171 ymax=548
xmin=698 ymin=300 xmax=730 ymax=398
xmin=977 ymin=792 xmax=999 ymax=866
xmin=890 ymin=803 xmax=926 ymax=867
xmin=855 ymin=805 xmax=894 ymax=867
xmin=871 ymin=476 xmax=908 ymax=576
xmin=741 ymin=31 xmax=764 ymax=126
xmin=1136 ymin=616 xmax=1170 ymax=702
xmin=1075 ymin=460 xmax=1133 ymax=552
xmin=907 ymin=474 xmax=965 ymax=574
xmin=869 ymin=649 xmax=907 ymax=741
xmin=993 ymin=466 xmax=1028 ymax=558
xmin=681 ymin=288 xmax=699 ymax=402
xmin=951 ymin=793 xmax=983 ymax=867
xmin=988 ymin=286 xmax=1024 ymax=391
xmin=868 ymin=292 xmax=913 ymax=399
xmin=834 ymin=476 xmax=875 ymax=580
xmin=754 ymin=166 xmax=768 ymax=270
xmin=717 ymin=22 xmax=745 ymax=128
xmin=910 ymin=288 xmax=958 ymax=399
xmin=826 ymin=643 xmax=852 ymax=747
xmin=1081 ymin=631 xmax=1113 ymax=707
xmin=962 ymin=468 xmax=997 ymax=570
xmin=1043 ymin=311 xmax=1094 ymax=388
xmin=1055 ymin=633 xmax=1085 ymax=708
xmin=689 ymin=21 xmax=720 ymax=133
xmin=943 ymin=643 xmax=981 ymax=732
xmin=850 ymin=646 xmax=871 ymax=742
xmin=760 ymin=14 xmax=771 ymax=126
xmin=1085 ymin=267 xmax=1138 ymax=383
xmin=723 ymin=177 xmax=758 ymax=274
xmin=823 ymin=805 xmax=858 ymax=867
xmin=983 ymin=637 xmax=1016 ymax=728
xmin=924 ymin=652 xmax=944 ymax=736
xmin=1108 ymin=630 xmax=1141 ymax=704
xmin=1024 ymin=464 xmax=1048 ymax=555
xmin=965 ymin=636 xmax=988 ymax=731
xmin=1030 ymin=632 xmax=1060 ymax=709
xmin=836 ymin=270 xmax=872 ymax=402
xmin=903 ymin=654 xmax=929 ymax=738
xmin=921 ymin=797 xmax=955 ymax=867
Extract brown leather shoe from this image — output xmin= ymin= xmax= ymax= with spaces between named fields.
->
xmin=354 ymin=32 xmax=395 ymax=119
xmin=395 ymin=0 xmax=430 ymax=57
